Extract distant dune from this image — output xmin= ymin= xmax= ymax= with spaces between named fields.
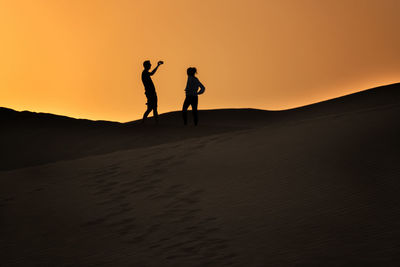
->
xmin=1 ymin=83 xmax=400 ymax=266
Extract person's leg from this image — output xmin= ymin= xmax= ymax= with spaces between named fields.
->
xmin=153 ymin=95 xmax=159 ymax=123
xmin=192 ymin=96 xmax=198 ymax=126
xmin=182 ymin=96 xmax=190 ymax=125
xmin=142 ymin=105 xmax=152 ymax=123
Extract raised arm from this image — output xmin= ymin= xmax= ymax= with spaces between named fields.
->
xmin=149 ymin=61 xmax=164 ymax=76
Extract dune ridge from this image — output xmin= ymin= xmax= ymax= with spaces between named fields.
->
xmin=0 ymin=83 xmax=400 ymax=266
xmin=1 ymin=83 xmax=399 ymax=171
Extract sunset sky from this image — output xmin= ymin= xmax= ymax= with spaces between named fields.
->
xmin=1 ymin=0 xmax=399 ymax=122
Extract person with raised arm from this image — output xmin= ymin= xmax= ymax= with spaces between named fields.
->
xmin=141 ymin=60 xmax=163 ymax=124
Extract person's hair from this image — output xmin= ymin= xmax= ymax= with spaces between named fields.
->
xmin=143 ymin=60 xmax=151 ymax=68
xmin=187 ymin=67 xmax=197 ymax=76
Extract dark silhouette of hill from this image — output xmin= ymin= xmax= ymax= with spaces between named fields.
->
xmin=1 ymin=83 xmax=400 ymax=266
xmin=1 ymin=82 xmax=399 ymax=171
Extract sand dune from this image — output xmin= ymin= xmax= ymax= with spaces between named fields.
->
xmin=1 ymin=83 xmax=400 ymax=266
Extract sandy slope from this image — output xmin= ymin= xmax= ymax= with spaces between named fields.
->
xmin=1 ymin=84 xmax=400 ymax=266
xmin=2 ymin=83 xmax=399 ymax=172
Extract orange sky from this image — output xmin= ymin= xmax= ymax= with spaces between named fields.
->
xmin=1 ymin=0 xmax=399 ymax=122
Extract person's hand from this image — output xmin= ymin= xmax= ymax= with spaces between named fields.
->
xmin=158 ymin=61 xmax=164 ymax=65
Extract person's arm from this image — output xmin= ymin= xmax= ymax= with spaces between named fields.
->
xmin=149 ymin=61 xmax=163 ymax=76
xmin=197 ymin=79 xmax=205 ymax=95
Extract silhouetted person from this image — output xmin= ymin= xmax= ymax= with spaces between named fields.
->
xmin=142 ymin=60 xmax=163 ymax=123
xmin=182 ymin=67 xmax=205 ymax=126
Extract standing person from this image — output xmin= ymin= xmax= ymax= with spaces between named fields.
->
xmin=182 ymin=67 xmax=205 ymax=126
xmin=141 ymin=60 xmax=163 ymax=123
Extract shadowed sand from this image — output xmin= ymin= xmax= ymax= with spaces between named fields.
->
xmin=0 ymin=83 xmax=400 ymax=266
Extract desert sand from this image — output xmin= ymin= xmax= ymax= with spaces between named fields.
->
xmin=1 ymin=83 xmax=400 ymax=266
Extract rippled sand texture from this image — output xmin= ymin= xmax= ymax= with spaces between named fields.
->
xmin=1 ymin=83 xmax=400 ymax=266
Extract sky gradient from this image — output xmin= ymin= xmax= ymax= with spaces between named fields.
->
xmin=1 ymin=0 xmax=399 ymax=122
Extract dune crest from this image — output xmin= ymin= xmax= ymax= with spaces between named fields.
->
xmin=1 ymin=83 xmax=400 ymax=266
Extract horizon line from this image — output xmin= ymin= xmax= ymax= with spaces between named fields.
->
xmin=2 ymin=82 xmax=399 ymax=123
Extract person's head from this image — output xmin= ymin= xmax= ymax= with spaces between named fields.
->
xmin=187 ymin=67 xmax=197 ymax=76
xmin=143 ymin=60 xmax=151 ymax=70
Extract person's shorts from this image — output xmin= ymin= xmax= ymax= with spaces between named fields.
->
xmin=145 ymin=93 xmax=158 ymax=109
